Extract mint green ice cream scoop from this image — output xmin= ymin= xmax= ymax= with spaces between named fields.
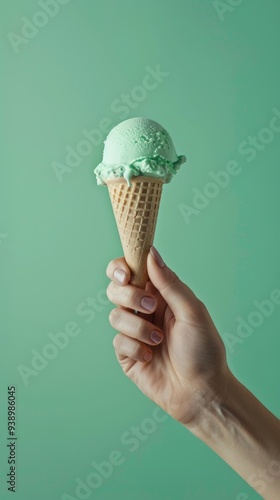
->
xmin=94 ymin=117 xmax=186 ymax=186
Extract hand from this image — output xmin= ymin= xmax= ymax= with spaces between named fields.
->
xmin=106 ymin=247 xmax=230 ymax=427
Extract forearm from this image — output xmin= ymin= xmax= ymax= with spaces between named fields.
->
xmin=187 ymin=373 xmax=280 ymax=499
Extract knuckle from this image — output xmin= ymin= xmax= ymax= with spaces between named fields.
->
xmin=109 ymin=308 xmax=120 ymax=328
xmin=161 ymin=270 xmax=179 ymax=293
xmin=113 ymin=333 xmax=122 ymax=351
xmin=106 ymin=282 xmax=112 ymax=299
xmin=135 ymin=318 xmax=145 ymax=338
xmin=107 ymin=281 xmax=118 ymax=303
xmin=125 ymin=286 xmax=139 ymax=305
xmin=166 ymin=270 xmax=178 ymax=286
xmin=192 ymin=298 xmax=208 ymax=320
xmin=197 ymin=299 xmax=207 ymax=313
xmin=131 ymin=342 xmax=143 ymax=359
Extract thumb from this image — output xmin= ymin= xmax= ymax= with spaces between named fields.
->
xmin=147 ymin=247 xmax=199 ymax=321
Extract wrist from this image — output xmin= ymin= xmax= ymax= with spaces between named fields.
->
xmin=185 ymin=370 xmax=237 ymax=440
xmin=180 ymin=365 xmax=233 ymax=431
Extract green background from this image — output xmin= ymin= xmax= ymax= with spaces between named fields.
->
xmin=1 ymin=0 xmax=280 ymax=498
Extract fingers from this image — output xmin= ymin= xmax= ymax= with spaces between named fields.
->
xmin=109 ymin=308 xmax=163 ymax=345
xmin=107 ymin=281 xmax=157 ymax=314
xmin=106 ymin=257 xmax=131 ymax=285
xmin=113 ymin=333 xmax=153 ymax=363
xmin=145 ymin=279 xmax=167 ymax=324
xmin=147 ymin=247 xmax=199 ymax=321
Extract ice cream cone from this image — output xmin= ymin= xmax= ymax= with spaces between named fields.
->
xmin=106 ymin=176 xmax=164 ymax=289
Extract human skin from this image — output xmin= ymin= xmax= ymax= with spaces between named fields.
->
xmin=106 ymin=247 xmax=280 ymax=499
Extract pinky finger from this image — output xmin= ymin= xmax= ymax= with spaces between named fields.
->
xmin=113 ymin=333 xmax=153 ymax=363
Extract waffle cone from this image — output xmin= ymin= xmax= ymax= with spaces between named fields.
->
xmin=106 ymin=176 xmax=164 ymax=288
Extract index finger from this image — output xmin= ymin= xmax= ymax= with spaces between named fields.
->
xmin=106 ymin=257 xmax=131 ymax=285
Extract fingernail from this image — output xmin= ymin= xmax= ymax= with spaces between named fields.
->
xmin=150 ymin=246 xmax=165 ymax=268
xmin=144 ymin=351 xmax=153 ymax=362
xmin=113 ymin=268 xmax=127 ymax=284
xmin=150 ymin=331 xmax=163 ymax=344
xmin=141 ymin=297 xmax=157 ymax=311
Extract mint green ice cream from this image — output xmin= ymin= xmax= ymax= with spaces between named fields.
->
xmin=94 ymin=117 xmax=186 ymax=186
